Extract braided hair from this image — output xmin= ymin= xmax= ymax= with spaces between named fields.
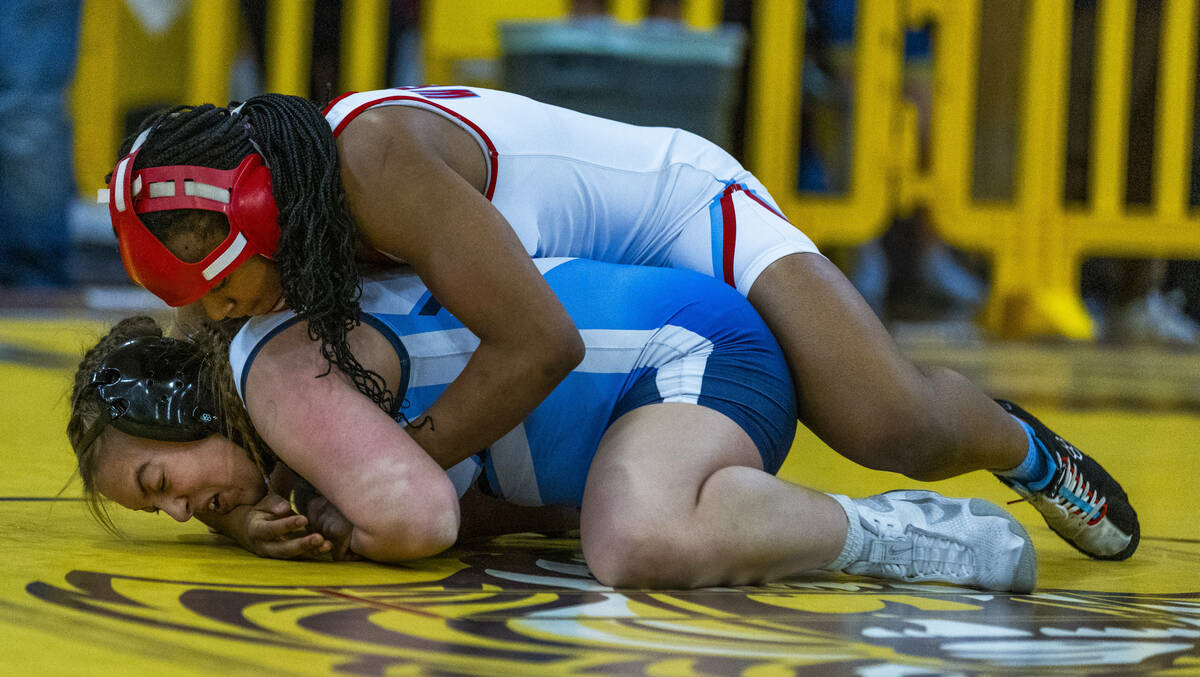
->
xmin=115 ymin=95 xmax=394 ymax=412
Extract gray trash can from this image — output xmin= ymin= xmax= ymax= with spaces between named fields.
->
xmin=500 ymin=18 xmax=746 ymax=151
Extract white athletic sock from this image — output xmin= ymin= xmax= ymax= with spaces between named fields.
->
xmin=824 ymin=493 xmax=864 ymax=571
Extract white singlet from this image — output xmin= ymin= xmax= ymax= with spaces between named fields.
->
xmin=323 ymin=86 xmax=820 ymax=295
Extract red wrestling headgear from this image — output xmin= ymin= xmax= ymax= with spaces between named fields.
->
xmin=99 ymin=122 xmax=282 ymax=307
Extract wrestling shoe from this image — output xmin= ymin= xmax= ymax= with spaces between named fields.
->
xmin=995 ymin=400 xmax=1140 ymax=560
xmin=827 ymin=490 xmax=1037 ymax=593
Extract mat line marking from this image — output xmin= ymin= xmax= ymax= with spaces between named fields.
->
xmin=0 ymin=497 xmax=85 ymax=501
xmin=1138 ymin=535 xmax=1200 ymax=545
xmin=312 ymin=588 xmax=445 ymax=618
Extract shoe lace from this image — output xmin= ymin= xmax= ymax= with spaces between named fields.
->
xmin=1033 ymin=454 xmax=1107 ymax=525
xmin=1005 ymin=454 xmax=1108 ymax=525
xmin=864 ymin=518 xmax=974 ymax=578
xmin=910 ymin=531 xmax=974 ymax=578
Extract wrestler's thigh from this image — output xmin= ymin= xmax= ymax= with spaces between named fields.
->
xmin=665 ymin=180 xmax=819 ymax=295
xmin=580 ymin=402 xmax=761 ymax=540
xmin=747 ymin=252 xmax=940 ymax=467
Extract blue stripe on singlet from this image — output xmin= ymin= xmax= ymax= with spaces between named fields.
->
xmin=410 ymin=291 xmax=439 ymax=316
xmin=417 ymin=296 xmax=443 ymax=316
xmin=708 ymin=187 xmax=725 ymax=279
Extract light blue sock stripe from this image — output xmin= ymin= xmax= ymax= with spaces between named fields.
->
xmin=1000 ymin=418 xmax=1056 ymax=491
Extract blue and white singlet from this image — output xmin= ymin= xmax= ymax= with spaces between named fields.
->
xmin=230 ymin=259 xmax=797 ymax=507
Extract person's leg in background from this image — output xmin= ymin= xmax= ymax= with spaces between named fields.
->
xmin=0 ymin=0 xmax=81 ymax=288
xmin=1099 ymin=259 xmax=1200 ymax=348
xmin=1072 ymin=1 xmax=1199 ymax=349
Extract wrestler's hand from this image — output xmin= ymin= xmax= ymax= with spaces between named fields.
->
xmin=304 ymin=495 xmax=361 ymax=561
xmin=224 ymin=493 xmax=333 ymax=560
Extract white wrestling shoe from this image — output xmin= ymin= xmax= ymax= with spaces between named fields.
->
xmin=826 ymin=490 xmax=1037 ymax=593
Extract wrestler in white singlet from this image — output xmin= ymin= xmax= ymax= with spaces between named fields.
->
xmin=324 ymin=86 xmax=819 ymax=295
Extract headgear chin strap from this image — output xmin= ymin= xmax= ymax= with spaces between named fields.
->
xmin=75 ymin=336 xmax=221 ymax=456
xmin=99 ymin=118 xmax=282 ymax=307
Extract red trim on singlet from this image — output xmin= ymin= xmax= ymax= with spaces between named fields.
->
xmin=321 ymin=91 xmax=358 ymax=115
xmin=719 ymin=184 xmax=739 ymax=286
xmin=327 ymin=94 xmax=500 ymax=201
xmin=742 ymin=187 xmax=792 ymax=224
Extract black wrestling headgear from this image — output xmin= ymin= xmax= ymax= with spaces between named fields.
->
xmin=75 ymin=336 xmax=220 ymax=454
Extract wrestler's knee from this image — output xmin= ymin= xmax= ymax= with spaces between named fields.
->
xmin=582 ymin=514 xmax=686 ymax=587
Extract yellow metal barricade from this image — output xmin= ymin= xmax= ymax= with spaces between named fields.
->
xmin=72 ymin=0 xmax=389 ymax=195
xmin=746 ymin=0 xmax=901 ymax=247
xmin=898 ymin=0 xmax=1200 ymax=339
xmin=72 ymin=0 xmax=233 ymax=195
xmin=749 ymin=0 xmax=1200 ymax=339
xmin=901 ymin=0 xmax=1092 ymax=338
xmin=917 ymin=0 xmax=1095 ymax=338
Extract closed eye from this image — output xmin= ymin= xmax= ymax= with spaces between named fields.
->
xmin=147 ymin=473 xmax=166 ymax=514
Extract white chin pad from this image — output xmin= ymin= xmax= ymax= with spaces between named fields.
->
xmin=97 ymin=189 xmax=110 ymax=204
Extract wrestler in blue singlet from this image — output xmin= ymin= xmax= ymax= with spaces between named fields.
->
xmin=231 ymin=258 xmax=796 ymax=507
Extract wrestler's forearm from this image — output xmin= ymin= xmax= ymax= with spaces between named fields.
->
xmin=406 ymin=339 xmax=581 ymax=469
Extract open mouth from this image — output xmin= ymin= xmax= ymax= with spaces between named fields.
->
xmin=207 ymin=493 xmax=221 ymax=513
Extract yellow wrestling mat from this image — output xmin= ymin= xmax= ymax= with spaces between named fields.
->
xmin=2 ymin=316 xmax=1199 ymax=675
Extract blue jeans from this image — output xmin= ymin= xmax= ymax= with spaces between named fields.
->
xmin=0 ymin=0 xmax=81 ymax=287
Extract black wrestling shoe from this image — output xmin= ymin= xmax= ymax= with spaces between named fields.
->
xmin=995 ymin=400 xmax=1140 ymax=561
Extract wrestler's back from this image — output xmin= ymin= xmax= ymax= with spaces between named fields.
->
xmin=324 ymin=86 xmax=750 ymax=264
